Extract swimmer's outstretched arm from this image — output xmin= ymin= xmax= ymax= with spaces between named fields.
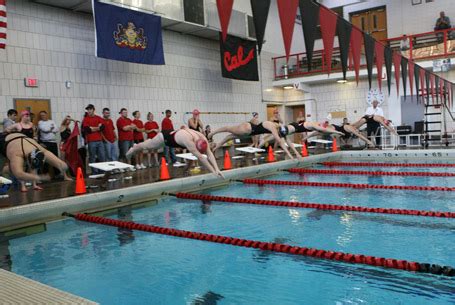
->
xmin=266 ymin=126 xmax=294 ymax=159
xmin=284 ymin=137 xmax=303 ymax=160
xmin=186 ymin=144 xmax=224 ymax=178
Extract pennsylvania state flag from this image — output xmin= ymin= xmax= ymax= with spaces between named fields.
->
xmin=93 ymin=0 xmax=165 ymax=65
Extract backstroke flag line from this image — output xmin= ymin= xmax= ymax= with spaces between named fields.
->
xmin=92 ymin=0 xmax=165 ymax=65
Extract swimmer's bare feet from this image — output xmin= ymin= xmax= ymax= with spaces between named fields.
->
xmin=21 ymin=186 xmax=27 ymax=192
xmin=33 ymin=185 xmax=43 ymax=191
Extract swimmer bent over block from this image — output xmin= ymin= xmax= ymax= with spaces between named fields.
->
xmin=126 ymin=126 xmax=224 ymax=178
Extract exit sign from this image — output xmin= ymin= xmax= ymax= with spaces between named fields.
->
xmin=24 ymin=78 xmax=38 ymax=87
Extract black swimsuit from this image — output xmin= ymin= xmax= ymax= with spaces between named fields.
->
xmin=250 ymin=122 xmax=270 ymax=136
xmin=162 ymin=131 xmax=185 ymax=149
xmin=189 ymin=120 xmax=202 ymax=132
xmin=333 ymin=124 xmax=351 ymax=138
xmin=20 ymin=125 xmax=34 ymax=138
xmin=289 ymin=122 xmax=310 ymax=133
xmin=0 ymin=133 xmax=40 ymax=157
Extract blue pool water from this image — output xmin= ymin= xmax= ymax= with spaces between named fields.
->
xmin=3 ymin=164 xmax=455 ymax=304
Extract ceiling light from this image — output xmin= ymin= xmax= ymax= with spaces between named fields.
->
xmin=265 ymin=88 xmax=273 ymax=92
xmin=283 ymin=86 xmax=294 ymax=90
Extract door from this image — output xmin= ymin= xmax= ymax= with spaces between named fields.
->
xmin=267 ymin=105 xmax=278 ymax=121
xmin=14 ymin=99 xmax=52 ymax=125
xmin=350 ymin=6 xmax=387 ymax=41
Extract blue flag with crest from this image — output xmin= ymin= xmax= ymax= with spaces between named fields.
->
xmin=93 ymin=0 xmax=165 ymax=65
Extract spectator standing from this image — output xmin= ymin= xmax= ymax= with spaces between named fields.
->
xmin=188 ymin=109 xmax=204 ymax=133
xmin=364 ymin=100 xmax=384 ymax=146
xmin=101 ymin=108 xmax=119 ymax=162
xmin=81 ymin=104 xmax=106 ymax=174
xmin=37 ymin=111 xmax=59 ymax=177
xmin=117 ymin=108 xmax=136 ymax=167
xmin=132 ymin=111 xmax=146 ymax=170
xmin=400 ymin=35 xmax=410 ymax=52
xmin=161 ymin=109 xmax=177 ymax=164
xmin=144 ymin=112 xmax=160 ymax=167
xmin=2 ymin=109 xmax=17 ymax=132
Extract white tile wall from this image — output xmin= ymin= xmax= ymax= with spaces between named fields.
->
xmin=0 ymin=0 xmax=282 ymax=142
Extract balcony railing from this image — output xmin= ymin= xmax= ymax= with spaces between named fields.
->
xmin=273 ymin=27 xmax=455 ymax=81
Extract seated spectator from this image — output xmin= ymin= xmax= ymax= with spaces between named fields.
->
xmin=400 ymin=35 xmax=410 ymax=51
xmin=435 ymin=11 xmax=452 ymax=42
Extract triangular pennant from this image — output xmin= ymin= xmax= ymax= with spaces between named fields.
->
xmin=401 ymin=56 xmax=408 ymax=99
xmin=277 ymin=0 xmax=299 ymax=62
xmin=350 ymin=26 xmax=363 ymax=85
xmin=408 ymin=60 xmax=414 ymax=97
xmin=336 ymin=18 xmax=352 ymax=80
xmin=425 ymin=71 xmax=430 ymax=102
xmin=384 ymin=46 xmax=393 ymax=95
xmin=319 ymin=6 xmax=338 ymax=75
xmin=364 ymin=33 xmax=375 ymax=89
xmin=299 ymin=0 xmax=320 ymax=71
xmin=216 ymin=0 xmax=234 ymax=42
xmin=440 ymin=77 xmax=444 ymax=101
xmin=419 ymin=67 xmax=426 ymax=101
xmin=430 ymin=73 xmax=435 ymax=102
xmin=375 ymin=41 xmax=384 ymax=91
xmin=451 ymin=83 xmax=454 ymax=109
xmin=414 ymin=64 xmax=420 ymax=103
xmin=250 ymin=0 xmax=271 ymax=54
xmin=393 ymin=52 xmax=401 ymax=96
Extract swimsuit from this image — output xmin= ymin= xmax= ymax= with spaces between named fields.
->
xmin=333 ymin=124 xmax=351 ymax=138
xmin=162 ymin=130 xmax=185 ymax=149
xmin=0 ymin=134 xmax=44 ymax=169
xmin=289 ymin=122 xmax=310 ymax=133
xmin=249 ymin=122 xmax=270 ymax=136
xmin=20 ymin=124 xmax=34 ymax=138
xmin=189 ymin=120 xmax=202 ymax=132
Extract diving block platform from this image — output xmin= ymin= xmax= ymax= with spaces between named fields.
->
xmin=235 ymin=147 xmax=265 ymax=153
xmin=176 ymin=153 xmax=207 ymax=161
xmin=309 ymin=139 xmax=333 ymax=144
xmin=0 ymin=269 xmax=97 ymax=304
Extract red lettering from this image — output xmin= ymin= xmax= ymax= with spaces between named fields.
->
xmin=224 ymin=46 xmax=255 ymax=72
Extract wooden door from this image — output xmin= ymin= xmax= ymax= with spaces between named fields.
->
xmin=350 ymin=7 xmax=387 ymax=41
xmin=14 ymin=99 xmax=52 ymax=125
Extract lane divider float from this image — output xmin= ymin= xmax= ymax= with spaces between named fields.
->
xmin=322 ymin=162 xmax=455 ymax=168
xmin=64 ymin=213 xmax=455 ymax=277
xmin=240 ymin=179 xmax=455 ymax=192
xmin=288 ymin=168 xmax=455 ymax=177
xmin=172 ymin=193 xmax=455 ymax=219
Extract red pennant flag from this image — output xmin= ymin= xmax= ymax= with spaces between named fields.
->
xmin=393 ymin=52 xmax=401 ymax=96
xmin=319 ymin=6 xmax=338 ymax=75
xmin=375 ymin=41 xmax=384 ymax=91
xmin=350 ymin=27 xmax=363 ymax=85
xmin=277 ymin=0 xmax=299 ymax=62
xmin=440 ymin=78 xmax=444 ymax=100
xmin=430 ymin=73 xmax=435 ymax=101
xmin=216 ymin=0 xmax=234 ymax=42
xmin=62 ymin=122 xmax=84 ymax=176
xmin=419 ymin=67 xmax=425 ymax=100
xmin=408 ymin=60 xmax=414 ymax=97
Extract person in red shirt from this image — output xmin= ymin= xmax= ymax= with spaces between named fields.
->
xmin=161 ymin=109 xmax=177 ymax=163
xmin=132 ymin=111 xmax=145 ymax=170
xmin=144 ymin=112 xmax=160 ymax=167
xmin=81 ymin=104 xmax=105 ymax=174
xmin=101 ymin=108 xmax=118 ymax=161
xmin=116 ymin=108 xmax=136 ymax=165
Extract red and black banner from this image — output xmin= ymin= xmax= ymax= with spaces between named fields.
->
xmin=250 ymin=0 xmax=271 ymax=54
xmin=220 ymin=34 xmax=259 ymax=81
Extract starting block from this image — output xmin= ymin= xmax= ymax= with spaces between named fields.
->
xmin=176 ymin=153 xmax=207 ymax=161
xmin=235 ymin=147 xmax=265 ymax=154
xmin=309 ymin=139 xmax=333 ymax=144
xmin=88 ymin=161 xmax=135 ymax=186
xmin=0 ymin=176 xmax=13 ymax=198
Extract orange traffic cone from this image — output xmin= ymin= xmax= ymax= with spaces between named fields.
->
xmin=75 ymin=167 xmax=86 ymax=195
xmin=267 ymin=146 xmax=275 ymax=162
xmin=301 ymin=142 xmax=309 ymax=157
xmin=332 ymin=137 xmax=338 ymax=152
xmin=224 ymin=150 xmax=232 ymax=170
xmin=160 ymin=157 xmax=170 ymax=180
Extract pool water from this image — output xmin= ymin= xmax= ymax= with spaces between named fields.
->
xmin=2 ymin=164 xmax=455 ymax=304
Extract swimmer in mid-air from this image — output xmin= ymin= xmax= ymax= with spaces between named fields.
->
xmin=126 ymin=126 xmax=224 ymax=178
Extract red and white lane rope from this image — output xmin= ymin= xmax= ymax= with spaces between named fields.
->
xmin=288 ymin=168 xmax=455 ymax=177
xmin=322 ymin=161 xmax=455 ymax=168
xmin=64 ymin=213 xmax=455 ymax=277
xmin=173 ymin=193 xmax=455 ymax=218
xmin=240 ymin=179 xmax=455 ymax=192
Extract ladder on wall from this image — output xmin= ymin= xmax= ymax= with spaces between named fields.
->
xmin=423 ymin=103 xmax=443 ymax=147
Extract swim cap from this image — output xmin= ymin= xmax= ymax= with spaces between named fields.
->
xmin=279 ymin=126 xmax=289 ymax=137
xmin=192 ymin=109 xmax=200 ymax=115
xmin=28 ymin=149 xmax=45 ymax=169
xmin=196 ymin=139 xmax=208 ymax=153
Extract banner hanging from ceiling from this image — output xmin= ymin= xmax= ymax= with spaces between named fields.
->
xmin=220 ymin=34 xmax=259 ymax=81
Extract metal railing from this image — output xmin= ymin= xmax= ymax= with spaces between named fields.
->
xmin=273 ymin=27 xmax=455 ymax=80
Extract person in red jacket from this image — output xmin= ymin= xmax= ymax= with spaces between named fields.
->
xmin=144 ymin=112 xmax=160 ymax=167
xmin=116 ymin=108 xmax=136 ymax=165
xmin=81 ymin=104 xmax=105 ymax=174
xmin=161 ymin=109 xmax=177 ymax=163
xmin=132 ymin=110 xmax=145 ymax=170
xmin=101 ymin=108 xmax=118 ymax=161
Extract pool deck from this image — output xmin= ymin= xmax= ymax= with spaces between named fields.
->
xmin=0 ymin=268 xmax=98 ymax=304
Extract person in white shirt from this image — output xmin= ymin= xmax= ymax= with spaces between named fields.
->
xmin=37 ymin=111 xmax=60 ymax=177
